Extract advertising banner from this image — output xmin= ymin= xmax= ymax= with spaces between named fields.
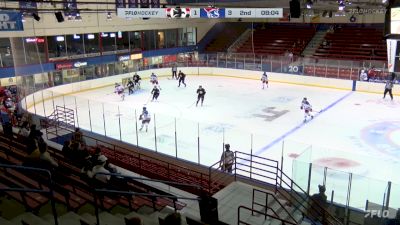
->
xmin=117 ymin=8 xmax=166 ymax=18
xmin=0 ymin=11 xmax=24 ymax=31
xmin=387 ymin=39 xmax=397 ymax=72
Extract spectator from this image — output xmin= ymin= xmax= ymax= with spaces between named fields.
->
xmin=288 ymin=51 xmax=294 ymax=62
xmin=322 ymin=40 xmax=328 ymax=47
xmin=72 ymin=128 xmax=84 ymax=145
xmin=18 ymin=121 xmax=30 ymax=137
xmin=0 ymin=106 xmax=12 ymax=136
xmin=164 ymin=213 xmax=181 ymax=225
xmin=91 ymin=147 xmax=105 ymax=165
xmin=359 ymin=70 xmax=368 ymax=81
xmin=29 ymin=124 xmax=43 ymax=140
xmin=39 ymin=142 xmax=58 ymax=168
xmin=307 ymin=185 xmax=327 ymax=223
xmin=125 ymin=217 xmax=143 ymax=225
xmin=62 ymin=140 xmax=73 ymax=159
xmin=4 ymin=97 xmax=14 ymax=111
xmin=87 ymin=155 xmax=111 ymax=183
xmin=368 ymin=67 xmax=376 ymax=81
xmin=391 ymin=72 xmax=397 ymax=81
xmin=220 ymin=144 xmax=234 ymax=173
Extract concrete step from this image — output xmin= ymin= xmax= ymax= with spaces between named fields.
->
xmin=11 ymin=213 xmax=52 ymax=225
xmin=137 ymin=205 xmax=154 ymax=215
xmin=80 ymin=213 xmax=96 ymax=225
xmin=41 ymin=214 xmax=57 ymax=224
xmin=58 ymin=212 xmax=84 ymax=225
xmin=98 ymin=212 xmax=124 ymax=225
xmin=0 ymin=217 xmax=17 ymax=225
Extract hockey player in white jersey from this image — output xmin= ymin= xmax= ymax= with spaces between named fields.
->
xmin=300 ymin=97 xmax=313 ymax=123
xmin=114 ymin=83 xmax=125 ymax=101
xmin=139 ymin=107 xmax=151 ymax=132
xmin=261 ymin=71 xmax=269 ymax=89
xmin=150 ymin=72 xmax=159 ymax=86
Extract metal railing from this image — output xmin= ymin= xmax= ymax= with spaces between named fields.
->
xmin=0 ymin=164 xmax=58 ymax=225
xmin=93 ymin=172 xmax=201 ymax=225
xmin=237 ymin=205 xmax=297 ymax=225
xmin=207 ymin=150 xmax=342 ymax=225
xmin=44 ymin=121 xmax=215 ymax=195
xmin=252 ymin=188 xmax=298 ymax=224
xmin=276 ymin=169 xmax=343 ymax=225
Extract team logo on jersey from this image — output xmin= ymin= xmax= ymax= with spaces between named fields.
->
xmin=201 ymin=8 xmax=225 ymax=18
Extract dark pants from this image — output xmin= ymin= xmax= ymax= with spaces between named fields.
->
xmin=172 ymin=71 xmax=177 ymax=79
xmin=2 ymin=122 xmax=12 ymax=137
xmin=128 ymin=86 xmax=134 ymax=94
xmin=196 ymin=95 xmax=204 ymax=106
xmin=224 ymin=163 xmax=233 ymax=173
xmin=152 ymin=93 xmax=159 ymax=101
xmin=384 ymin=88 xmax=393 ymax=100
xmin=178 ymin=78 xmax=186 ymax=87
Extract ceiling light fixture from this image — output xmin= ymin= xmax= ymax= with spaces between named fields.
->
xmin=107 ymin=12 xmax=112 ymax=20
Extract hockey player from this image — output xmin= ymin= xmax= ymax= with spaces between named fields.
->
xmin=127 ymin=78 xmax=135 ymax=95
xmin=114 ymin=83 xmax=125 ymax=101
xmin=261 ymin=71 xmax=269 ymax=89
xmin=139 ymin=107 xmax=151 ymax=132
xmin=150 ymin=73 xmax=158 ymax=86
xmin=172 ymin=65 xmax=178 ymax=80
xmin=151 ymin=86 xmax=160 ymax=102
xmin=300 ymin=97 xmax=313 ymax=123
xmin=196 ymin=85 xmax=206 ymax=107
xmin=383 ymin=79 xmax=394 ymax=100
xmin=178 ymin=70 xmax=186 ymax=87
xmin=133 ymin=73 xmax=141 ymax=90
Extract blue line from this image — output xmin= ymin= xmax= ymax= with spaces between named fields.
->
xmin=254 ymin=91 xmax=354 ymax=155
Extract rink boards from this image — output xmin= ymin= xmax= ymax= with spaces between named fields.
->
xmin=22 ymin=67 xmax=398 ymax=110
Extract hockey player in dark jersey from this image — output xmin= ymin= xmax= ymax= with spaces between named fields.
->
xmin=127 ymin=78 xmax=134 ymax=95
xmin=151 ymin=86 xmax=160 ymax=102
xmin=133 ymin=73 xmax=141 ymax=90
xmin=196 ymin=85 xmax=206 ymax=107
xmin=178 ymin=70 xmax=186 ymax=87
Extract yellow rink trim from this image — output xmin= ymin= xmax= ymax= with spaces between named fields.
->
xmin=25 ymin=73 xmax=397 ymax=110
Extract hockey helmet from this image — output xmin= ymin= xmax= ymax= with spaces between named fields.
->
xmin=303 ymin=97 xmax=307 ymax=100
xmin=143 ymin=106 xmax=146 ymax=110
xmin=225 ymin=144 xmax=230 ymax=149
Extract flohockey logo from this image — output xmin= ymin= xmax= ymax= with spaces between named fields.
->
xmin=204 ymin=8 xmax=221 ymax=18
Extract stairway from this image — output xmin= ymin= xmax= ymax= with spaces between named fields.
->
xmin=227 ymin=29 xmax=252 ymax=53
xmin=1 ymin=205 xmax=188 ymax=225
xmin=301 ymin=30 xmax=328 ymax=57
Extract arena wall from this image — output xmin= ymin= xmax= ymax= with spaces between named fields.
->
xmin=22 ymin=67 xmax=397 ymax=110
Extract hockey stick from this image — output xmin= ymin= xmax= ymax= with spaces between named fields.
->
xmin=145 ymin=94 xmax=153 ymax=104
xmin=187 ymin=101 xmax=196 ymax=108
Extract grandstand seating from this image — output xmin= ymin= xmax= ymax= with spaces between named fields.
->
xmin=204 ymin=23 xmax=247 ymax=52
xmin=0 ymin=133 xmax=189 ymax=221
xmin=235 ymin=24 xmax=316 ymax=55
xmin=314 ymin=27 xmax=387 ymax=61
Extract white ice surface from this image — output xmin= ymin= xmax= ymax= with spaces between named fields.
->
xmin=27 ymin=75 xmax=400 ymax=209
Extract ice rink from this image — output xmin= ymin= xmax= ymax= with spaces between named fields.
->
xmin=26 ymin=75 xmax=400 ymax=209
